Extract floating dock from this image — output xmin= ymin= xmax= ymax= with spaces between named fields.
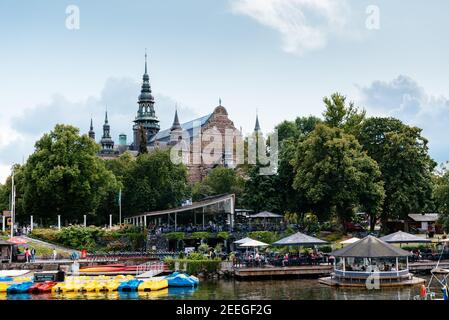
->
xmin=234 ymin=265 xmax=333 ymax=279
xmin=318 ymin=276 xmax=426 ymax=287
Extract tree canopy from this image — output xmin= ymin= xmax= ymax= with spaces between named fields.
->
xmin=292 ymin=124 xmax=385 ymax=231
xmin=22 ymin=124 xmax=118 ymax=225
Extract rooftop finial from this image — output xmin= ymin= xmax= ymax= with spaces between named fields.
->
xmin=144 ymin=49 xmax=148 ymax=74
xmin=105 ymin=107 xmax=108 ymax=124
xmin=254 ymin=109 xmax=261 ymax=132
xmin=219 ymin=98 xmax=222 ymax=106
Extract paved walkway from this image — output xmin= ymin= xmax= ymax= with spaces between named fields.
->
xmin=19 ymin=235 xmax=79 ymax=254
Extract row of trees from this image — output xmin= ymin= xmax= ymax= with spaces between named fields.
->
xmin=0 ymin=125 xmax=190 ymax=226
xmin=0 ymin=92 xmax=448 ymax=233
xmin=190 ymin=93 xmax=442 ymax=232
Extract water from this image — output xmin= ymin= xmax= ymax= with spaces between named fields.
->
xmin=0 ymin=276 xmax=436 ymax=300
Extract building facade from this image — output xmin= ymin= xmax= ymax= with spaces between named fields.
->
xmin=88 ymin=54 xmax=255 ymax=182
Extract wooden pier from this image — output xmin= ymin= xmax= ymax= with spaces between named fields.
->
xmin=233 ymin=265 xmax=333 ymax=279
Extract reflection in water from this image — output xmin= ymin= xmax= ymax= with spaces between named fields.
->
xmin=1 ymin=276 xmax=435 ymax=300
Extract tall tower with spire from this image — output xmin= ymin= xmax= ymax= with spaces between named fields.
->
xmin=100 ymin=110 xmax=114 ymax=153
xmin=88 ymin=118 xmax=95 ymax=140
xmin=133 ymin=51 xmax=160 ymax=149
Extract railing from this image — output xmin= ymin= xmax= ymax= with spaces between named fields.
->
xmin=334 ymin=269 xmax=409 ymax=278
xmin=136 ymin=261 xmax=167 ymax=276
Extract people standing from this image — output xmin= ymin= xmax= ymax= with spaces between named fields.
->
xmin=53 ymin=248 xmax=57 ymax=261
xmin=25 ymin=248 xmax=30 ymax=263
xmin=30 ymin=247 xmax=36 ymax=262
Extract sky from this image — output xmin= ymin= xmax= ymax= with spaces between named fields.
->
xmin=0 ymin=0 xmax=449 ymax=183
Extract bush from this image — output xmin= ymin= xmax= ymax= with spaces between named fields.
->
xmin=167 ymin=258 xmax=221 ymax=275
xmin=30 ymin=228 xmax=59 ymax=243
xmin=320 ymin=245 xmax=333 ymax=253
xmin=217 ymin=231 xmax=230 ymax=240
xmin=55 ymin=226 xmax=106 ymax=250
xmin=190 ymin=232 xmax=211 ymax=240
xmin=165 ymin=232 xmax=185 ymax=241
xmin=248 ymin=231 xmax=280 ymax=244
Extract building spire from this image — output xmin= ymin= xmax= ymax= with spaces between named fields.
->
xmin=219 ymin=98 xmax=222 ymax=106
xmin=171 ymin=105 xmax=182 ymax=131
xmin=88 ymin=117 xmax=95 ymax=140
xmin=105 ymin=108 xmax=108 ymax=124
xmin=90 ymin=117 xmax=93 ymax=131
xmin=254 ymin=110 xmax=261 ymax=132
xmin=144 ymin=48 xmax=148 ymax=75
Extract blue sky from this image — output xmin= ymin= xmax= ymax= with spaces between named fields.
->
xmin=1 ymin=0 xmax=449 ymax=183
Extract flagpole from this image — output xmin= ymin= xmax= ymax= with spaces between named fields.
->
xmin=119 ymin=188 xmax=122 ymax=226
xmin=10 ymin=169 xmax=15 ymax=239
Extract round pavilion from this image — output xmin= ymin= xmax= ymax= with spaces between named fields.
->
xmin=321 ymin=235 xmax=425 ymax=287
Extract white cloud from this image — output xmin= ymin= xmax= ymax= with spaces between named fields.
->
xmin=358 ymin=75 xmax=449 ymax=164
xmin=230 ymin=0 xmax=353 ymax=55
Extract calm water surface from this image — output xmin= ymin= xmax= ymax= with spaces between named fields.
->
xmin=0 ymin=276 xmax=436 ymax=300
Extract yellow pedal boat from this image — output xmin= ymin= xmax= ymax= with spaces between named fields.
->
xmin=95 ymin=280 xmax=120 ymax=292
xmin=0 ymin=283 xmax=10 ymax=293
xmin=138 ymin=279 xmax=169 ymax=292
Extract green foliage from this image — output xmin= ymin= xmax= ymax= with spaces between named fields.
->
xmin=190 ymin=232 xmax=211 ymax=240
xmin=165 ymin=232 xmax=185 ymax=241
xmin=323 ymin=93 xmax=366 ymax=136
xmin=55 ymin=225 xmax=106 ymax=250
xmin=138 ymin=125 xmax=148 ymax=155
xmin=293 ymin=124 xmax=385 ymax=231
xmin=321 ymin=232 xmax=344 ymax=243
xmin=192 ymin=166 xmax=244 ymax=201
xmin=248 ymin=231 xmax=279 ymax=244
xmin=22 ymin=124 xmax=119 ymax=224
xmin=320 ymin=245 xmax=333 ymax=253
xmin=198 ymin=243 xmax=210 ymax=254
xmin=304 ymin=213 xmax=320 ymax=234
xmin=188 ymin=252 xmax=206 ymax=260
xmin=217 ymin=231 xmax=230 ymax=240
xmin=30 ymin=228 xmax=59 ymax=242
xmin=170 ymin=258 xmax=221 ymax=275
xmin=358 ymin=117 xmax=436 ymax=230
xmin=123 ymin=149 xmax=189 ymax=216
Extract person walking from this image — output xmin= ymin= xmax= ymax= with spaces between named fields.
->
xmin=52 ymin=248 xmax=57 ymax=261
xmin=30 ymin=247 xmax=36 ymax=262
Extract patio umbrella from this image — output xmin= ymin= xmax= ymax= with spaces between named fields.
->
xmin=238 ymin=239 xmax=269 ymax=248
xmin=380 ymin=231 xmax=431 ymax=244
xmin=8 ymin=237 xmax=27 ymax=245
xmin=233 ymin=237 xmax=254 ymax=245
xmin=340 ymin=237 xmax=361 ymax=246
xmin=272 ymin=232 xmax=328 ymax=246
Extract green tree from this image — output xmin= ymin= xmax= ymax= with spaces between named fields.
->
xmin=123 ymin=149 xmax=189 ymax=216
xmin=292 ymin=124 xmax=384 ymax=232
xmin=22 ymin=124 xmax=118 ymax=225
xmin=358 ymin=117 xmax=436 ymax=229
xmin=323 ymin=93 xmax=366 ymax=136
xmin=138 ymin=125 xmax=148 ymax=155
xmin=241 ymin=164 xmax=283 ymax=213
xmin=192 ymin=166 xmax=244 ymax=201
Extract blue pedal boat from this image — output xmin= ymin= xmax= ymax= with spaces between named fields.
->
xmin=165 ymin=272 xmax=199 ymax=287
xmin=7 ymin=281 xmax=34 ymax=294
xmin=117 ymin=279 xmax=143 ymax=292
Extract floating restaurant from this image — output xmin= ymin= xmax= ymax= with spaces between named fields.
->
xmin=319 ymin=236 xmax=426 ymax=287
